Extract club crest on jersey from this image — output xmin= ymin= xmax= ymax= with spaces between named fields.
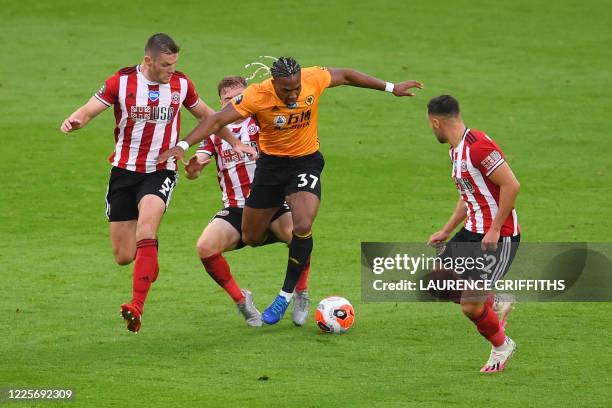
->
xmin=171 ymin=91 xmax=180 ymax=104
xmin=305 ymin=95 xmax=314 ymax=106
xmin=233 ymin=94 xmax=243 ymax=105
xmin=148 ymin=90 xmax=160 ymax=102
xmin=247 ymin=124 xmax=259 ymax=135
xmin=461 ymin=160 xmax=467 ymax=172
xmin=273 ymin=115 xmax=287 ymax=128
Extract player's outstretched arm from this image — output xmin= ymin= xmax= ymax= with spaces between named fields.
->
xmin=328 ymin=68 xmax=423 ymax=96
xmin=157 ymin=103 xmax=256 ymax=164
xmin=428 ymin=198 xmax=467 ymax=247
xmin=60 ymin=97 xmax=108 ymax=133
xmin=481 ymin=163 xmax=520 ymax=251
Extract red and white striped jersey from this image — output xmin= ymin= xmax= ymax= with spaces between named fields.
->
xmin=196 ymin=117 xmax=260 ymax=208
xmin=94 ymin=65 xmax=200 ymax=173
xmin=449 ymin=128 xmax=520 ymax=236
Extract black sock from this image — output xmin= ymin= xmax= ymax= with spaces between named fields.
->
xmin=281 ymin=233 xmax=313 ymax=293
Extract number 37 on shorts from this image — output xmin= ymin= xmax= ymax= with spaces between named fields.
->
xmin=297 ymin=173 xmax=319 ymax=189
xmin=293 ymin=172 xmax=322 ymax=198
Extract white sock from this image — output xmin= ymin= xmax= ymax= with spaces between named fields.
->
xmin=279 ymin=290 xmax=293 ymax=302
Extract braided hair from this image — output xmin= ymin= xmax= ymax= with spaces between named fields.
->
xmin=270 ymin=57 xmax=301 ymax=78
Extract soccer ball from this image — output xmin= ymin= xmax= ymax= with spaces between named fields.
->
xmin=314 ymin=296 xmax=355 ymax=334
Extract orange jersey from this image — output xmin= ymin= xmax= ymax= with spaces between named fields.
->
xmin=231 ymin=66 xmax=332 ymax=157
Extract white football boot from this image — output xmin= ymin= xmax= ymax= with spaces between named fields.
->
xmin=292 ymin=290 xmax=310 ymax=326
xmin=480 ymin=337 xmax=517 ymax=373
xmin=236 ymin=289 xmax=262 ymax=327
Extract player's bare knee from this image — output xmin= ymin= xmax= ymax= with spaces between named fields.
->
xmin=292 ymin=220 xmax=313 ymax=237
xmin=196 ymin=237 xmax=219 ymax=259
xmin=113 ymin=249 xmax=134 ymax=265
xmin=460 ymin=302 xmax=482 ymax=318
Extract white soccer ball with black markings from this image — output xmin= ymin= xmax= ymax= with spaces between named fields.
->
xmin=314 ymin=296 xmax=355 ymax=334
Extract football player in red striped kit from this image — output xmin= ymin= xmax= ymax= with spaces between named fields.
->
xmin=60 ymin=33 xmax=256 ymax=333
xmin=184 ymin=76 xmax=311 ymax=327
xmin=426 ymin=95 xmax=521 ymax=373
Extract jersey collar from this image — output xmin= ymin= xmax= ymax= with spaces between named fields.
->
xmin=137 ymin=64 xmax=161 ymax=85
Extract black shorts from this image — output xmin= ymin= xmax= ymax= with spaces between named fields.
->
xmin=212 ymin=204 xmax=291 ymax=249
xmin=438 ymin=228 xmax=520 ymax=283
xmin=105 ymin=167 xmax=177 ymax=222
xmin=246 ymin=151 xmax=324 ymax=209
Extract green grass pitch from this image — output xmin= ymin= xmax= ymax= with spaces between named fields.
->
xmin=1 ymin=0 xmax=611 ymax=406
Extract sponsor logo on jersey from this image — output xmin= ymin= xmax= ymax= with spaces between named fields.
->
xmin=454 ymin=177 xmax=475 ymax=194
xmin=305 ymin=95 xmax=314 ymax=106
xmin=220 ymin=140 xmax=259 ymax=165
xmin=285 ymin=110 xmax=312 ymax=130
xmin=481 ymin=151 xmax=503 ymax=172
xmin=148 ymin=90 xmax=160 ymax=102
xmin=130 ymin=105 xmax=175 ymax=122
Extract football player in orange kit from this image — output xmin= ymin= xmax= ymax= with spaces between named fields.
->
xmin=158 ymin=57 xmax=422 ymax=324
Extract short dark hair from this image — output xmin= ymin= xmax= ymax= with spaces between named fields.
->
xmin=270 ymin=57 xmax=301 ymax=78
xmin=217 ymin=76 xmax=247 ymax=97
xmin=427 ymin=95 xmax=460 ymax=117
xmin=145 ymin=33 xmax=180 ymax=56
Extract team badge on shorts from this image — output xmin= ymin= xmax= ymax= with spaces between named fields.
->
xmin=148 ymin=90 xmax=159 ymax=102
xmin=216 ymin=209 xmax=230 ymax=217
xmin=305 ymin=95 xmax=315 ymax=106
xmin=171 ymin=91 xmax=180 ymax=104
xmin=273 ymin=115 xmax=287 ymax=128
